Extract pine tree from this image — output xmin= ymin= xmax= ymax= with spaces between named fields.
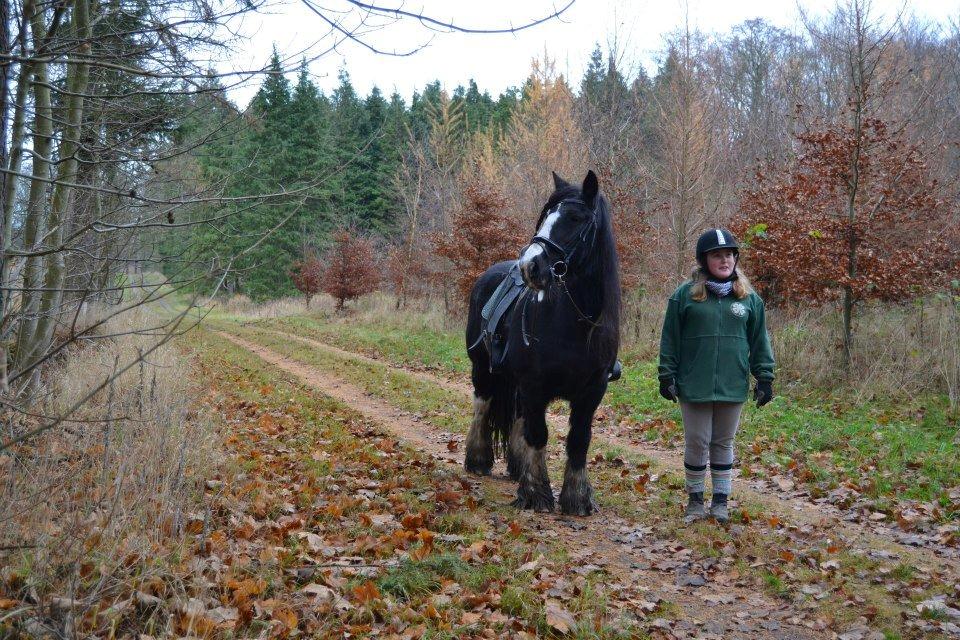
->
xmin=357 ymin=86 xmax=395 ymax=232
xmin=331 ymin=68 xmax=367 ymax=226
xmin=580 ymin=44 xmax=605 ymax=103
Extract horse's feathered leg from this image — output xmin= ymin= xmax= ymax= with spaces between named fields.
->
xmin=506 ymin=411 xmax=525 ymax=481
xmin=465 ymin=358 xmax=495 ymax=476
xmin=465 ymin=395 xmax=493 ymax=475
xmin=512 ymin=391 xmax=554 ymax=512
xmin=559 ymin=378 xmax=606 ymax=516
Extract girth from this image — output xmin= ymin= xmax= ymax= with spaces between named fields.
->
xmin=468 ymin=262 xmax=527 ymax=373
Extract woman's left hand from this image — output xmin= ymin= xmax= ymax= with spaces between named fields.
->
xmin=754 ymin=380 xmax=773 ymax=407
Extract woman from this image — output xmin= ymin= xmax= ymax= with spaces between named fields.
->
xmin=657 ymin=228 xmax=775 ymax=523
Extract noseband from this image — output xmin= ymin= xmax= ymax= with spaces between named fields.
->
xmin=525 ymin=198 xmax=600 ymax=282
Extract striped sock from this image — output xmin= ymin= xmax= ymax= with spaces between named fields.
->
xmin=711 ymin=462 xmax=734 ymax=495
xmin=684 ymin=462 xmax=707 ymax=493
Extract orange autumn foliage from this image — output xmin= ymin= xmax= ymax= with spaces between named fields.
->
xmin=320 ymin=228 xmax=381 ymax=311
xmin=433 ymin=181 xmax=525 ymax=297
xmin=734 ymin=117 xmax=960 ymax=306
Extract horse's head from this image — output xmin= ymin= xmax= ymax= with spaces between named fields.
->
xmin=518 ymin=170 xmax=601 ymax=291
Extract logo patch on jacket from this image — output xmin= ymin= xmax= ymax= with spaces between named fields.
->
xmin=730 ymin=302 xmax=747 ymax=318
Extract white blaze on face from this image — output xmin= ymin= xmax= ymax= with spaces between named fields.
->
xmin=520 ymin=207 xmax=561 ymax=265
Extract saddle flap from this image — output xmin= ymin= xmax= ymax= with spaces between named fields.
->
xmin=474 ymin=262 xmax=526 ymax=372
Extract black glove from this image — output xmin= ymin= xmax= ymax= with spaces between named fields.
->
xmin=659 ymin=378 xmax=678 ymax=403
xmin=754 ymin=380 xmax=773 ymax=407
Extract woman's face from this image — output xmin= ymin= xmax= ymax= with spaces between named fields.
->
xmin=706 ymin=249 xmax=736 ymax=280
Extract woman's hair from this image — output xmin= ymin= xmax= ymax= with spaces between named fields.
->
xmin=689 ymin=265 xmax=754 ymax=301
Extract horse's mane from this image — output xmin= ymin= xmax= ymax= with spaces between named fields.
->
xmin=593 ymin=194 xmax=621 ymax=363
xmin=536 ymin=182 xmax=622 ymax=364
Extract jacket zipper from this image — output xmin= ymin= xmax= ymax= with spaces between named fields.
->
xmin=714 ymin=294 xmax=722 ymax=397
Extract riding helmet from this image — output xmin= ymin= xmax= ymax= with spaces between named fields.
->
xmin=695 ymin=228 xmax=740 ymax=267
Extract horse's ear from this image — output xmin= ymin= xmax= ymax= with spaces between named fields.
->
xmin=552 ymin=171 xmax=568 ymax=190
xmin=582 ymin=170 xmax=599 ymax=206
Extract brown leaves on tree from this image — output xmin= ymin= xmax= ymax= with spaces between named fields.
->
xmin=288 ymin=254 xmax=323 ymax=306
xmin=734 ymin=117 xmax=960 ymax=306
xmin=320 ymin=228 xmax=381 ymax=311
xmin=433 ymin=181 xmax=525 ymax=297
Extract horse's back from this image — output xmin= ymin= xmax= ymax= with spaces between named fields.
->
xmin=470 ymin=261 xmax=516 ymax=305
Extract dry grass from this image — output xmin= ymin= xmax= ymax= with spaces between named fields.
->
xmin=225 ymin=285 xmax=958 ymax=405
xmin=0 ymin=305 xmax=217 ymax=635
xmin=218 ymin=290 xmax=462 ymax=333
xmin=768 ymin=298 xmax=958 ymax=402
xmin=217 ymin=293 xmax=318 ymax=318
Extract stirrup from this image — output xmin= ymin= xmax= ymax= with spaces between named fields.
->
xmin=608 ymin=359 xmax=623 ymax=382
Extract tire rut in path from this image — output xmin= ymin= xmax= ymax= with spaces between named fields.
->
xmin=258 ymin=327 xmax=959 ymax=570
xmin=217 ymin=330 xmax=824 ymax=639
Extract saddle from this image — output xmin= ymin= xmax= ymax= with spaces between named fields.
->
xmin=467 ymin=262 xmax=624 ymax=382
xmin=468 ymin=261 xmax=527 ymax=373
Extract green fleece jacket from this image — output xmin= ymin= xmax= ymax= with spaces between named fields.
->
xmin=658 ymin=281 xmax=775 ymax=403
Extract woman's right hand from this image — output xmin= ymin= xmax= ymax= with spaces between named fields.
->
xmin=659 ymin=378 xmax=678 ymax=403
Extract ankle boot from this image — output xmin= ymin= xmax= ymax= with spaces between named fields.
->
xmin=709 ymin=493 xmax=729 ymax=523
xmin=684 ymin=492 xmax=706 ymax=522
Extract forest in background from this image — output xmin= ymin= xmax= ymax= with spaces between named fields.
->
xmin=162 ymin=9 xmax=960 ymax=306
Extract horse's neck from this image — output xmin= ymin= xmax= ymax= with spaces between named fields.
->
xmin=564 ymin=273 xmax=605 ymax=318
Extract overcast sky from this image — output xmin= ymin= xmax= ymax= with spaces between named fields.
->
xmin=217 ymin=0 xmax=959 ymax=107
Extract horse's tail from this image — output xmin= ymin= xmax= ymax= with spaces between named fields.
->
xmin=489 ymin=372 xmax=517 ymax=459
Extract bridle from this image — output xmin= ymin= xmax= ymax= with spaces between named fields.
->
xmin=525 ymin=198 xmax=600 ymax=282
xmin=520 ymin=198 xmax=603 ymax=333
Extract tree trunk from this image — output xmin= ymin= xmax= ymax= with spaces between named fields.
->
xmin=33 ymin=0 xmax=93 ymax=359
xmin=0 ymin=0 xmax=27 ymax=392
xmin=15 ymin=5 xmax=55 ymax=374
xmin=842 ymin=284 xmax=853 ymax=372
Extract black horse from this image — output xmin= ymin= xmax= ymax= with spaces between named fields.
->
xmin=464 ymin=170 xmax=621 ymax=515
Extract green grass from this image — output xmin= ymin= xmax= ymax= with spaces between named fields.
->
xmin=241 ymin=313 xmax=959 ymax=504
xmin=253 ymin=315 xmax=468 ymax=374
xmin=377 ymin=554 xmax=471 ymax=600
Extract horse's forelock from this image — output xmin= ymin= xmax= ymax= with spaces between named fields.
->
xmin=534 ymin=184 xmax=582 ymax=232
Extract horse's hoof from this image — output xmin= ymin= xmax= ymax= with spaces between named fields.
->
xmin=559 ymin=482 xmax=597 ymax=516
xmin=464 ymin=458 xmax=492 ymax=476
xmin=512 ymin=486 xmax=555 ymax=512
xmin=463 ymin=464 xmax=493 ymax=476
xmin=463 ymin=449 xmax=493 ymax=476
xmin=559 ymin=496 xmax=598 ymax=516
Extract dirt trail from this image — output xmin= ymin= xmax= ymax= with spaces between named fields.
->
xmin=218 ymin=331 xmax=826 ymax=639
xmin=259 ymin=327 xmax=959 ymax=569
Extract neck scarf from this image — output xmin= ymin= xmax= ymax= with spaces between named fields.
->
xmin=705 ymin=279 xmax=733 ymax=297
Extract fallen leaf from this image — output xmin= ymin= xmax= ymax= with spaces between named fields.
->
xmin=302 ymin=583 xmax=335 ymax=602
xmin=272 ymin=606 xmax=297 ymax=631
xmin=461 ymin=611 xmax=483 ymax=625
xmin=545 ymin=600 xmax=576 ymax=634
xmin=352 ymin=581 xmax=380 ymax=604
